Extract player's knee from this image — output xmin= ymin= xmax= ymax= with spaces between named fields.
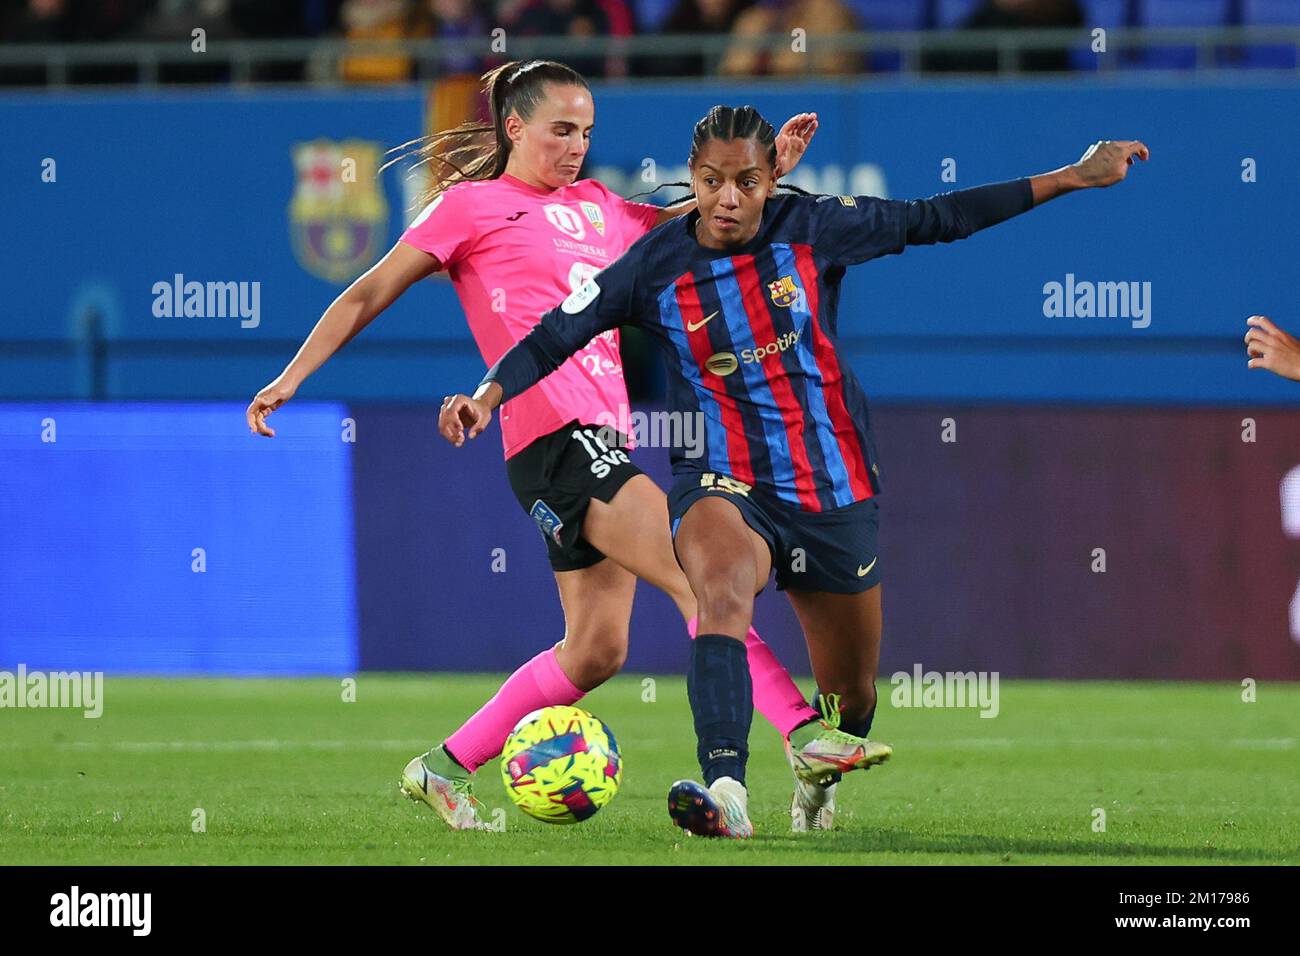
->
xmin=562 ymin=629 xmax=628 ymax=686
xmin=693 ymin=577 xmax=754 ymax=633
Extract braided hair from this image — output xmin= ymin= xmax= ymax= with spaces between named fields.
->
xmin=630 ymin=105 xmax=815 ymax=204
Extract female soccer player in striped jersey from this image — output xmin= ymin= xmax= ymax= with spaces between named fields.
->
xmin=442 ymin=106 xmax=1148 ymax=836
xmin=246 ymin=62 xmax=875 ymax=831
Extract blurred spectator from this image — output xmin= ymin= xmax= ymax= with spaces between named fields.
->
xmin=302 ymin=0 xmax=348 ymax=36
xmin=637 ymin=0 xmax=756 ymax=77
xmin=227 ymin=0 xmax=343 ymax=38
xmin=4 ymin=0 xmax=148 ymax=43
xmin=135 ymin=0 xmax=241 ymax=38
xmin=594 ymin=0 xmax=636 ymax=77
xmin=510 ymin=0 xmax=609 ymax=35
xmin=924 ymin=0 xmax=1084 ymax=74
xmin=720 ymin=0 xmax=860 ymax=78
xmin=508 ymin=0 xmax=616 ymax=77
xmin=3 ymin=0 xmax=74 ymax=43
xmin=493 ymin=0 xmax=533 ymax=25
xmin=339 ymin=0 xmax=420 ymax=83
xmin=227 ymin=0 xmax=346 ymax=80
xmin=132 ymin=0 xmax=245 ymax=84
xmin=3 ymin=0 xmax=189 ymax=83
xmin=415 ymin=0 xmax=491 ymax=141
xmin=414 ymin=0 xmax=492 ymax=76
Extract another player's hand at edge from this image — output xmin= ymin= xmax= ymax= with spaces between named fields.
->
xmin=439 ymin=385 xmax=500 ymax=446
xmin=1245 ymin=315 xmax=1300 ymax=382
xmin=246 ymin=378 xmax=297 ymax=437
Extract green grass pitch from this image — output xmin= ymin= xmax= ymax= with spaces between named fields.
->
xmin=1 ymin=675 xmax=1296 ymax=865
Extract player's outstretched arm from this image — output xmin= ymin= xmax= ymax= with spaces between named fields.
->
xmin=438 ymin=256 xmax=641 ymax=447
xmin=439 ymin=387 xmax=501 ymax=447
xmin=246 ymin=242 xmax=438 ymax=437
xmin=1029 ymin=140 xmax=1150 ymax=206
xmin=436 ymin=313 xmax=596 ymax=447
xmin=653 ymin=112 xmax=819 ymax=226
xmin=1244 ymin=315 xmax=1300 ymax=381
xmin=903 ymin=139 xmax=1150 ymax=248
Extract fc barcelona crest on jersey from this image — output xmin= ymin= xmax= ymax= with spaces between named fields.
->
xmin=289 ymin=139 xmax=389 ymax=284
xmin=768 ymin=275 xmax=799 ymax=307
xmin=580 ymin=201 xmax=606 ymax=236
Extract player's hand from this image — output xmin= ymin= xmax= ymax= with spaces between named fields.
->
xmin=439 ymin=393 xmax=493 ymax=446
xmin=1245 ymin=315 xmax=1300 ymax=382
xmin=246 ymin=379 xmax=296 ymax=437
xmin=1072 ymin=140 xmax=1149 ymax=188
xmin=775 ymin=112 xmax=818 ymax=179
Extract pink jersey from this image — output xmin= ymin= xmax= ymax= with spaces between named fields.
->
xmin=400 ymin=172 xmax=661 ymax=458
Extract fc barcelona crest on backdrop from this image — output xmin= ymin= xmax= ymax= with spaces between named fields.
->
xmin=768 ymin=275 xmax=799 ymax=307
xmin=289 ymin=139 xmax=388 ymax=284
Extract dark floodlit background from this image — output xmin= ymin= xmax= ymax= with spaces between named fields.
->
xmin=1 ymin=0 xmax=1299 ymax=681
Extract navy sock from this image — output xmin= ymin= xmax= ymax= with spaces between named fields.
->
xmin=687 ymin=634 xmax=752 ymax=787
xmin=812 ymin=690 xmax=877 ymax=738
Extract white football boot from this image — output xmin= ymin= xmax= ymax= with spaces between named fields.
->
xmin=399 ymin=752 xmax=484 ymax=831
xmin=791 ymin=778 xmax=837 ymax=831
xmin=667 ymin=775 xmax=754 ymax=839
xmin=786 ymin=693 xmax=893 ymax=785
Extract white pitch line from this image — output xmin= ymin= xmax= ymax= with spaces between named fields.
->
xmin=0 ymin=739 xmax=428 ymax=753
xmin=899 ymin=738 xmax=1296 ymax=750
xmin=0 ymin=737 xmax=1292 ymax=752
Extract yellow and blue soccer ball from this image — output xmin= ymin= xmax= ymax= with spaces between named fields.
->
xmin=500 ymin=705 xmax=622 ymax=824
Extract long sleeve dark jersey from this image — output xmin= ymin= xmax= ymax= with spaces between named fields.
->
xmin=483 ymin=179 xmax=1035 ymax=512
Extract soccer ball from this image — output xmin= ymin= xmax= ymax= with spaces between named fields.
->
xmin=500 ymin=705 xmax=622 ymax=824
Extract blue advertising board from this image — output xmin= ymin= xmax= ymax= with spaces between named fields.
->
xmin=1 ymin=80 xmax=1297 ymax=403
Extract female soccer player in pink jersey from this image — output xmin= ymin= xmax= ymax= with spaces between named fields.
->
xmin=246 ymin=61 xmax=872 ymax=830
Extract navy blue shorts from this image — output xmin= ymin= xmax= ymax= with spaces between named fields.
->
xmin=667 ymin=471 xmax=881 ymax=594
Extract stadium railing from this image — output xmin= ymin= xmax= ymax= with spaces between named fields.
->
xmin=0 ymin=27 xmax=1296 ymax=86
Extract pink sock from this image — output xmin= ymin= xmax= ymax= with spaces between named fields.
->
xmin=444 ymin=646 xmax=584 ymax=773
xmin=688 ymin=617 xmax=819 ymax=738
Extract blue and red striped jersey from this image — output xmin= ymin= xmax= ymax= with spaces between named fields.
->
xmin=485 ymin=179 xmax=1034 ymax=512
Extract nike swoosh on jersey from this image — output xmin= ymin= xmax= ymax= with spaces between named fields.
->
xmin=686 ymin=310 xmax=719 ymax=332
xmin=857 ymin=556 xmax=878 ymax=577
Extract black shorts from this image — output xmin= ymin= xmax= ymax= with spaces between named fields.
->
xmin=667 ymin=471 xmax=881 ymax=594
xmin=506 ymin=421 xmax=643 ymax=572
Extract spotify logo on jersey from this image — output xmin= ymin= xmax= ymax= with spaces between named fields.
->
xmin=705 ymin=352 xmax=739 ymax=376
xmin=707 ymin=329 xmax=795 ymax=374
xmin=741 ymin=330 xmax=801 ymax=364
xmin=705 ymin=332 xmax=802 ymax=376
